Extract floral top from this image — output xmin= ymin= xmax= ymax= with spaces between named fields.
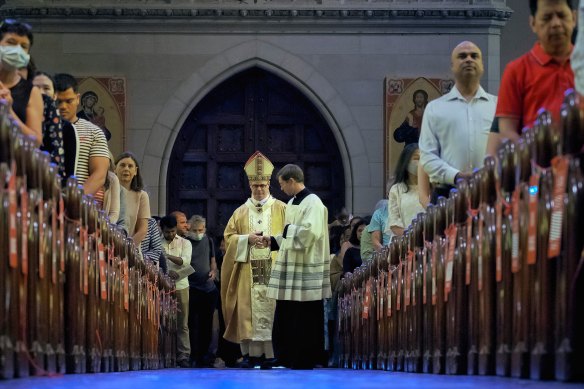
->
xmin=39 ymin=94 xmax=65 ymax=178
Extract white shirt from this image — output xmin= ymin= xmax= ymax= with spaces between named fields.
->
xmin=386 ymin=183 xmax=425 ymax=234
xmin=162 ymin=234 xmax=192 ymax=290
xmin=572 ymin=5 xmax=584 ymax=94
xmin=419 ymin=85 xmax=497 ymax=185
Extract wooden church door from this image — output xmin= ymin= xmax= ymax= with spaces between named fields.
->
xmin=167 ymin=67 xmax=345 ymax=237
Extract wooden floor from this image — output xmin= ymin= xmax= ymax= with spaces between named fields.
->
xmin=1 ymin=368 xmax=583 ymax=389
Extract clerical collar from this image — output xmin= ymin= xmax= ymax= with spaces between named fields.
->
xmin=292 ymin=188 xmax=310 ymax=205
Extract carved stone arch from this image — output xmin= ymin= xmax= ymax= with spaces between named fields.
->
xmin=143 ymin=39 xmax=365 ymax=215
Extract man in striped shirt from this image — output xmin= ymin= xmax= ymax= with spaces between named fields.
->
xmin=54 ymin=73 xmax=109 ymax=195
xmin=141 ymin=217 xmax=167 ymax=274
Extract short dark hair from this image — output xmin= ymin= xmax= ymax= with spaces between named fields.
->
xmin=159 ymin=215 xmax=177 ymax=230
xmin=277 ymin=164 xmax=304 ymax=183
xmin=529 ymin=0 xmax=573 ymax=16
xmin=0 ymin=19 xmax=33 ymax=46
xmin=115 ymin=151 xmax=144 ymax=192
xmin=54 ymin=73 xmax=78 ymax=93
xmin=348 ymin=219 xmax=367 ymax=246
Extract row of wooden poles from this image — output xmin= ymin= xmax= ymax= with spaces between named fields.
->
xmin=0 ymin=101 xmax=179 ymax=379
xmin=336 ymin=90 xmax=584 ymax=382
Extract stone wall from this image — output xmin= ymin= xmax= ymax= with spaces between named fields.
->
xmin=1 ymin=0 xmax=511 ymax=216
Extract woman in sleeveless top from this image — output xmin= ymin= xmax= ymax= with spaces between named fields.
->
xmin=115 ymin=151 xmax=151 ymax=246
xmin=0 ymin=19 xmax=43 ymax=145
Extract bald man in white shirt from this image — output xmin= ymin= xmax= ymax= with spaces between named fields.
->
xmin=419 ymin=41 xmax=497 ymax=203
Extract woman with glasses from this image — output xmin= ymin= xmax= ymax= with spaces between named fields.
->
xmin=0 ymin=19 xmax=43 ymax=146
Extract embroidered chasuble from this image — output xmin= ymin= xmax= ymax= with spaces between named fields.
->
xmin=221 ymin=196 xmax=286 ymax=343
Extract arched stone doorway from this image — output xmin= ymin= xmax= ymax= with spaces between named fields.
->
xmin=167 ymin=67 xmax=345 ymax=237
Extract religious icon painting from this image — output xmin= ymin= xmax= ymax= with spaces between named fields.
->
xmin=76 ymin=76 xmax=127 ymax=159
xmin=383 ymin=77 xmax=453 ymax=192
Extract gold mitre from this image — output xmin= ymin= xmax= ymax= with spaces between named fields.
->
xmin=244 ymin=151 xmax=274 ymax=183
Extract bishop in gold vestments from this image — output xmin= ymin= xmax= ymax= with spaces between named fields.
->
xmin=221 ymin=151 xmax=286 ymax=363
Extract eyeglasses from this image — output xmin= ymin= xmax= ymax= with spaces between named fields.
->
xmin=0 ymin=19 xmax=32 ymax=32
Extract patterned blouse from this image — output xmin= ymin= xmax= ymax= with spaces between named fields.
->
xmin=39 ymin=94 xmax=65 ymax=178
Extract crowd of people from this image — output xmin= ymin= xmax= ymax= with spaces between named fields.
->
xmin=327 ymin=0 xmax=579 ymax=368
xmin=0 ymin=0 xmax=580 ymax=372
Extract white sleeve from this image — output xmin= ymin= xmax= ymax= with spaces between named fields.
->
xmin=419 ymin=103 xmax=459 ymax=185
xmin=573 ymin=5 xmax=584 ymax=95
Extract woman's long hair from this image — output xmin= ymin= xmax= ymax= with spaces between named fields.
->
xmin=393 ymin=143 xmax=419 ymax=193
xmin=115 ymin=151 xmax=144 ymax=192
xmin=348 ymin=219 xmax=367 ymax=246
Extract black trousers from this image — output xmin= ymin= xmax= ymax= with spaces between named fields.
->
xmin=188 ymin=287 xmax=218 ymax=363
xmin=272 ymin=299 xmax=325 ymax=369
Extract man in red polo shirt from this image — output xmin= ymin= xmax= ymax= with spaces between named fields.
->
xmin=486 ymin=0 xmax=576 ymax=156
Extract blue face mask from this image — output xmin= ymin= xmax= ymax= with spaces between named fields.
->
xmin=0 ymin=45 xmax=30 ymax=70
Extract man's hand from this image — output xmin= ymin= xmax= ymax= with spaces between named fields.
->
xmin=454 ymin=172 xmax=472 ymax=183
xmin=248 ymin=232 xmax=266 ymax=247
xmin=169 ymin=270 xmax=179 ymax=280
xmin=208 ymin=268 xmax=217 ymax=281
xmin=261 ymin=235 xmax=272 ymax=248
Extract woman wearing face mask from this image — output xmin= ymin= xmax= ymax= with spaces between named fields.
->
xmin=0 ymin=19 xmax=43 ymax=146
xmin=386 ymin=143 xmax=426 ymax=237
xmin=115 ymin=151 xmax=151 ymax=245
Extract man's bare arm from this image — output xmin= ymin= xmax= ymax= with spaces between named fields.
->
xmin=166 ymin=254 xmax=183 ymax=266
xmin=84 ymin=155 xmax=109 ymax=195
xmin=371 ymin=230 xmax=383 ymax=251
xmin=209 ymin=256 xmax=217 ymax=281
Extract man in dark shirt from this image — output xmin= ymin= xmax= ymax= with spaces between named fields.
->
xmin=172 ymin=211 xmax=218 ymax=368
